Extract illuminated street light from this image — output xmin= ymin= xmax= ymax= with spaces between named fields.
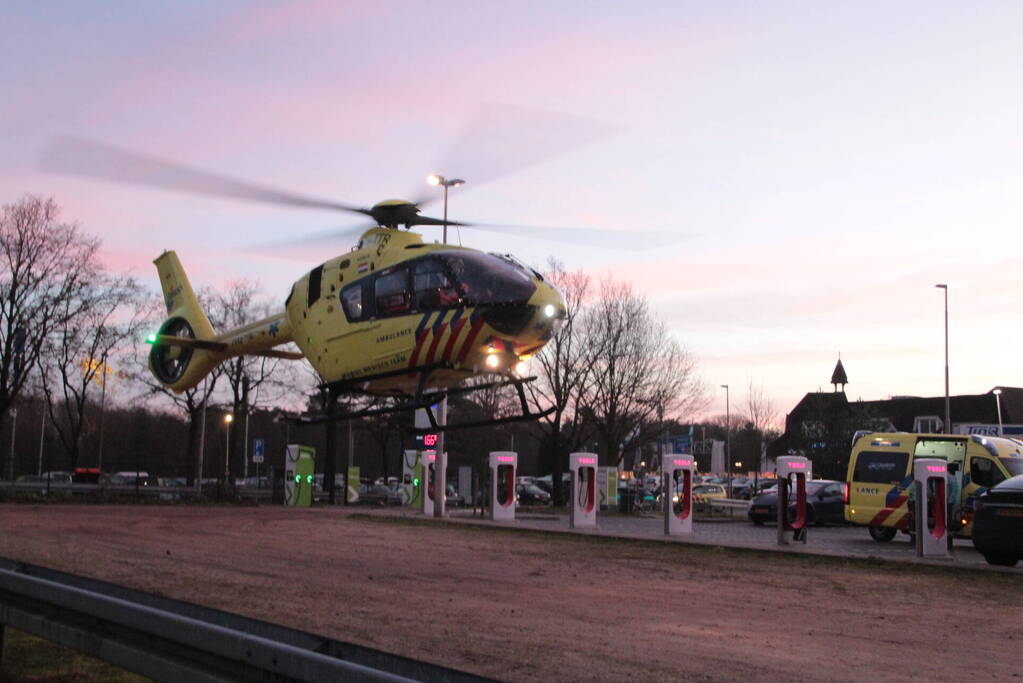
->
xmin=425 ymin=174 xmax=465 ymax=245
xmin=224 ymin=413 xmax=234 ymax=487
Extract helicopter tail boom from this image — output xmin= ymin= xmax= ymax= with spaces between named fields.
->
xmin=149 ymin=251 xmax=303 ymax=393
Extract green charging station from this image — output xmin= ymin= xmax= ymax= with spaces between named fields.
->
xmin=285 ymin=444 xmax=316 ymax=507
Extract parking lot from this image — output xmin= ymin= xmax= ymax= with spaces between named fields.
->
xmin=448 ymin=508 xmax=1019 ymax=571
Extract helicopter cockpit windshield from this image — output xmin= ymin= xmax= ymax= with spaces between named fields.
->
xmin=430 ymin=251 xmax=535 ymax=306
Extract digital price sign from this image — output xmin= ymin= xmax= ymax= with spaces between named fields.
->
xmin=422 ymin=433 xmax=438 ymax=448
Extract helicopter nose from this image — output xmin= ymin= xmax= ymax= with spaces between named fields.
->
xmin=480 ymin=302 xmax=536 ymax=336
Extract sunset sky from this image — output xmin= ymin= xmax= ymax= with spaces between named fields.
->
xmin=3 ymin=2 xmax=1022 ymax=423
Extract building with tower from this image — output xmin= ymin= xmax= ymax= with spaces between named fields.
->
xmin=767 ymin=357 xmax=1022 ymax=479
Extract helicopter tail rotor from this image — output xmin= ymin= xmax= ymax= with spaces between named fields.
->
xmin=148 ymin=251 xmax=221 ymax=392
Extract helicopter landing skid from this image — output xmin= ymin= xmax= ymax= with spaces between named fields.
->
xmin=297 ymin=370 xmax=554 ymax=433
xmin=410 ymin=373 xmax=556 ymax=434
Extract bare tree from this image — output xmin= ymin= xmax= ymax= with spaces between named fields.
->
xmin=744 ymin=378 xmax=778 ymax=432
xmin=525 ymin=259 xmax=596 ymax=505
xmin=132 ymin=286 xmax=226 ymax=485
xmin=583 ymin=276 xmax=704 ymax=471
xmin=0 ymin=196 xmax=102 ymax=478
xmin=39 ymin=272 xmax=149 ymax=470
xmin=743 ymin=378 xmax=778 ymax=472
xmin=218 ymin=281 xmax=303 ymax=485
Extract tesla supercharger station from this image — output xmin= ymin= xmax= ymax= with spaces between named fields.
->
xmin=914 ymin=458 xmax=951 ymax=559
xmin=284 ymin=445 xmax=315 ymax=507
xmin=663 ymin=454 xmax=695 ymax=536
xmin=777 ymin=455 xmax=811 ymax=545
xmin=569 ymin=452 xmax=598 ymax=528
xmin=489 ymin=452 xmax=517 ymax=522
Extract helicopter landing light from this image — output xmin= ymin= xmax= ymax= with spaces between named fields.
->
xmin=543 ymin=304 xmax=556 ymax=318
xmin=514 ymin=361 xmax=528 ymax=375
xmin=485 ymin=354 xmax=501 ymax=369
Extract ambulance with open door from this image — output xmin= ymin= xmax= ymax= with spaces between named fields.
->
xmin=845 ymin=432 xmax=1023 ymax=542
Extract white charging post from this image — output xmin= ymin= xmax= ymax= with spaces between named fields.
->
xmin=421 ymin=450 xmax=436 ymax=514
xmin=914 ymin=458 xmax=951 ymax=559
xmin=662 ymin=454 xmax=695 ymax=536
xmin=777 ymin=455 xmax=811 ymax=545
xmin=489 ymin=452 xmax=517 ymax=522
xmin=569 ymin=452 xmax=598 ymax=528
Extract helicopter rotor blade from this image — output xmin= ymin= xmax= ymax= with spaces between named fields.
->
xmin=450 ymin=222 xmax=696 ymax=250
xmin=408 ymin=103 xmax=622 ymax=206
xmin=406 ymin=215 xmax=469 ymax=227
xmin=244 ymin=222 xmax=378 ymax=255
xmin=249 ymin=214 xmax=469 ymax=252
xmin=39 ymin=136 xmax=373 ymax=217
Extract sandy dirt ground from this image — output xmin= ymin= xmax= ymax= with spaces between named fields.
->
xmin=1 ymin=503 xmax=1020 ymax=682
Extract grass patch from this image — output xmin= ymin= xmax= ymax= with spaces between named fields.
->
xmin=0 ymin=628 xmax=147 ymax=682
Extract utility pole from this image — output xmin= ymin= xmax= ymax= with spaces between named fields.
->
xmin=721 ymin=384 xmax=730 ymax=497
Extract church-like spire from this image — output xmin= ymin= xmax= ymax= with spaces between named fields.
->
xmin=831 ymin=355 xmax=848 ymax=393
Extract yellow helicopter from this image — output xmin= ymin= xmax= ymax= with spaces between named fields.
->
xmin=42 ymin=138 xmax=576 ymax=430
xmin=148 ymin=207 xmax=565 ymax=429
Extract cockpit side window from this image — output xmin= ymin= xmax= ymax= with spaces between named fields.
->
xmin=374 ymin=267 xmax=412 ymax=316
xmin=341 ymin=283 xmax=365 ymax=322
xmin=414 ymin=259 xmax=458 ymax=310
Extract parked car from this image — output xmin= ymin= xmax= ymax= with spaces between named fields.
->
xmin=516 ymin=482 xmax=552 ymax=505
xmin=748 ymin=479 xmax=847 ymax=526
xmin=311 ymin=473 xmax=346 ymax=493
xmin=110 ymin=471 xmax=155 ymax=487
xmin=971 ymin=474 xmax=1023 ymax=567
xmin=445 ymin=484 xmax=466 ymax=507
xmin=732 ymin=478 xmax=775 ymax=500
xmin=38 ymin=471 xmax=73 ymax=484
xmin=534 ymin=474 xmax=571 ymax=500
xmin=71 ymin=468 xmax=110 ymax=485
xmin=693 ymin=484 xmax=728 ymax=505
xmin=358 ymin=483 xmax=403 ymax=506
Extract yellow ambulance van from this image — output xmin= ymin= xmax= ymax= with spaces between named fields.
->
xmin=845 ymin=432 xmax=1023 ymax=542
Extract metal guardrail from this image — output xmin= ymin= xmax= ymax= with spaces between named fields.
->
xmin=0 ymin=557 xmax=492 ymax=682
xmin=0 ymin=481 xmax=360 ymax=503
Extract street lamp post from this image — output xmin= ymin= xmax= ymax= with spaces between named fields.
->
xmin=721 ymin=384 xmax=730 ymax=497
xmin=197 ymin=377 xmax=208 ymax=496
xmin=224 ymin=413 xmax=234 ymax=492
xmin=993 ymin=388 xmax=1004 ymax=436
xmin=426 ymin=174 xmax=465 ymax=245
xmin=426 ymin=173 xmax=465 ymax=518
xmin=935 ymin=284 xmax=950 ymax=433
